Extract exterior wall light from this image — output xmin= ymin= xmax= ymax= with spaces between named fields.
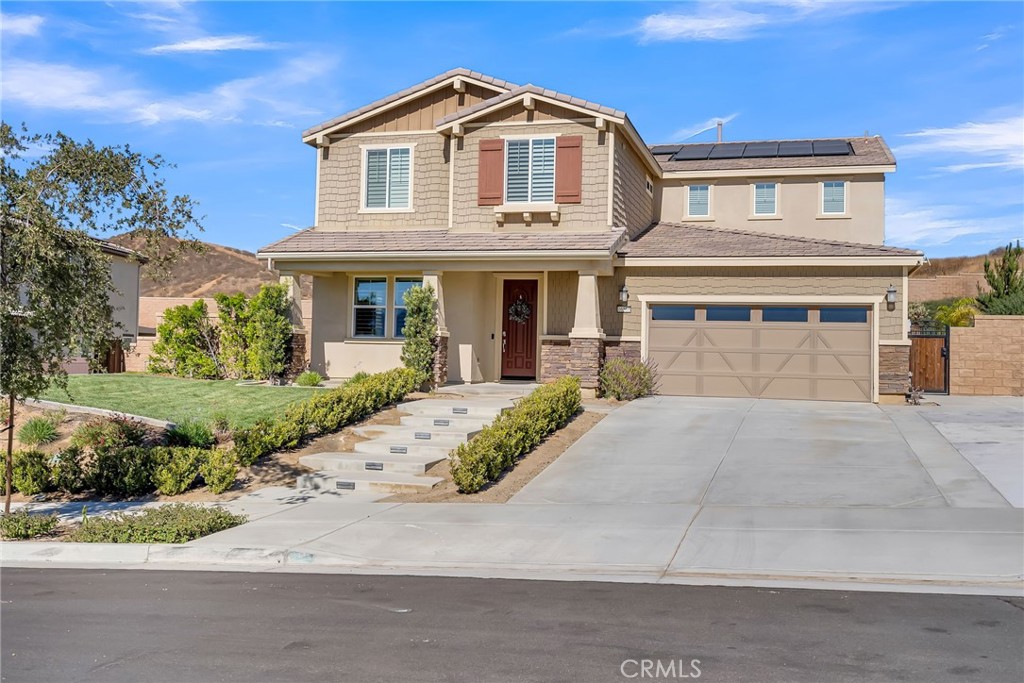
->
xmin=885 ymin=284 xmax=897 ymax=311
xmin=617 ymin=285 xmax=631 ymax=314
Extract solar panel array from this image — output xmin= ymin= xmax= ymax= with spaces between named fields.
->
xmin=656 ymin=140 xmax=853 ymax=162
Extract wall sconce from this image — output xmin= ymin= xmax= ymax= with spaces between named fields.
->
xmin=617 ymin=285 xmax=631 ymax=314
xmin=121 ymin=333 xmax=137 ymax=353
xmin=885 ymin=284 xmax=897 ymax=311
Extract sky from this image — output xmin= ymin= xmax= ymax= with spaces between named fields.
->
xmin=1 ymin=1 xmax=1022 ymax=258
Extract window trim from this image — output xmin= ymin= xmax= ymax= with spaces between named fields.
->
xmin=502 ymin=135 xmax=557 ymax=205
xmin=359 ymin=143 xmax=416 ymax=214
xmin=818 ymin=179 xmax=850 ymax=219
xmin=350 ymin=275 xmax=424 ymax=340
xmin=750 ymin=180 xmax=781 ymax=219
xmin=685 ymin=183 xmax=714 ymax=220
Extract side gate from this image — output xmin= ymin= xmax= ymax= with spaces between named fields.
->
xmin=909 ymin=320 xmax=950 ymax=394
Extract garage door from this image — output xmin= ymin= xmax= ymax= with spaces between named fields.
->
xmin=648 ymin=304 xmax=872 ymax=402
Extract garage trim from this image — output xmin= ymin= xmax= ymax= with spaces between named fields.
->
xmin=639 ymin=294 xmax=882 ymax=402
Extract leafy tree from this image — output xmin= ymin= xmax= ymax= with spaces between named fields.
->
xmin=244 ymin=284 xmax=292 ymax=381
xmin=978 ymin=241 xmax=1024 ymax=315
xmin=0 ymin=123 xmax=201 ymax=512
xmin=214 ymin=292 xmax=250 ymax=378
xmin=934 ymin=297 xmax=978 ymax=328
xmin=400 ymin=285 xmax=438 ymax=386
xmin=148 ymin=300 xmax=223 ymax=379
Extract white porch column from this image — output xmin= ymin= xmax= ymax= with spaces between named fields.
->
xmin=569 ymin=272 xmax=603 ymax=338
xmin=422 ymin=271 xmax=448 ymax=336
xmin=279 ymin=272 xmax=303 ymax=329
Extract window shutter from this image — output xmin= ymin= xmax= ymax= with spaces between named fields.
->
xmin=555 ymin=135 xmax=583 ymax=204
xmin=478 ymin=138 xmax=504 ymax=206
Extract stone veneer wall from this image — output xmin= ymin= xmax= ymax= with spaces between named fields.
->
xmin=879 ymin=345 xmax=910 ymax=395
xmin=949 ymin=315 xmax=1024 ymax=396
xmin=604 ymin=340 xmax=641 ymax=363
xmin=434 ymin=334 xmax=449 ymax=386
xmin=540 ymin=337 xmax=604 ymax=390
xmin=286 ymin=331 xmax=307 ymax=379
xmin=540 ymin=339 xmax=572 ymax=382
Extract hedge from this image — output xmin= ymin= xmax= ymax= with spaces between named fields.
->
xmin=69 ymin=504 xmax=246 ymax=543
xmin=450 ymin=376 xmax=581 ymax=493
xmin=232 ymin=367 xmax=419 ymax=464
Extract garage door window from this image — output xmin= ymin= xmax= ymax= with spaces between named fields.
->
xmin=820 ymin=308 xmax=868 ymax=323
xmin=651 ymin=305 xmax=696 ymax=321
xmin=762 ymin=307 xmax=809 ymax=322
xmin=706 ymin=306 xmax=751 ymax=322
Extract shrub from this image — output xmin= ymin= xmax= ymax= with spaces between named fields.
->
xmin=209 ymin=410 xmax=232 ymax=434
xmin=151 ymin=447 xmax=206 ymax=496
xmin=934 ymin=297 xmax=978 ymax=327
xmin=400 ymin=284 xmax=437 ymax=386
xmin=450 ymin=376 xmax=581 ymax=493
xmin=0 ymin=510 xmax=59 ymax=539
xmin=49 ymin=446 xmax=87 ymax=493
xmin=167 ymin=418 xmax=216 ymax=449
xmin=69 ymin=504 xmax=246 ymax=544
xmin=86 ymin=446 xmax=157 ymax=497
xmin=978 ymin=288 xmax=1024 ymax=315
xmin=12 ymin=450 xmax=52 ymax=495
xmin=72 ymin=415 xmax=148 ymax=451
xmin=295 ymin=370 xmax=323 ymax=387
xmin=148 ymin=300 xmax=223 ymax=379
xmin=599 ymin=358 xmax=657 ymax=400
xmin=245 ymin=284 xmax=293 ymax=381
xmin=347 ymin=371 xmax=370 ymax=386
xmin=16 ymin=415 xmax=59 ymax=447
xmin=200 ymin=449 xmax=239 ymax=494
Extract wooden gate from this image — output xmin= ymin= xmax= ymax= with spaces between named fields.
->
xmin=909 ymin=321 xmax=949 ymax=394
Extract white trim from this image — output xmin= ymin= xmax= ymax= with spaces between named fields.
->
xmin=606 ymin=128 xmax=616 ymax=227
xmin=901 ymin=267 xmax=909 ymax=342
xmin=818 ymin=179 xmax=848 ymax=217
xmin=349 ymin=274 xmax=424 ymax=340
xmin=437 ymin=92 xmax=625 ymax=133
xmin=492 ymin=273 xmax=544 ymax=381
xmin=879 ymin=339 xmax=912 ymax=346
xmin=261 ymin=249 xmax=617 ymax=261
xmin=662 ymin=165 xmax=895 ymax=180
xmin=359 ymin=144 xmax=416 ymax=213
xmin=465 ymin=118 xmax=600 ymax=129
xmin=313 ymin=147 xmax=322 ymax=225
xmin=684 ymin=183 xmax=713 ymax=220
xmin=751 ymin=181 xmax=779 ymax=218
xmin=619 ymin=256 xmax=923 ymax=267
xmin=333 ymin=130 xmax=438 ymax=139
xmin=447 ymin=136 xmax=455 ymax=228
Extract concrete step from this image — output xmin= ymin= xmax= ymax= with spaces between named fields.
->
xmin=299 ymin=451 xmax=446 ymax=475
xmin=399 ymin=415 xmax=492 ymax=431
xmin=398 ymin=398 xmax=512 ymax=419
xmin=352 ymin=439 xmax=455 ymax=459
xmin=296 ymin=470 xmax=443 ymax=493
xmin=352 ymin=424 xmax=478 ymax=443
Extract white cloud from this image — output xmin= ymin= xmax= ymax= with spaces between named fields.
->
xmin=670 ymin=113 xmax=740 ymax=141
xmin=896 ymin=116 xmax=1024 ymax=173
xmin=280 ymin=223 xmax=303 ymax=231
xmin=1 ymin=13 xmax=44 ymax=36
xmin=885 ymin=196 xmax=1021 ymax=248
xmin=146 ymin=34 xmax=279 ymax=54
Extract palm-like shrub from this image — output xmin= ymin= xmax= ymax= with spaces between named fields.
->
xmin=934 ymin=298 xmax=978 ymax=327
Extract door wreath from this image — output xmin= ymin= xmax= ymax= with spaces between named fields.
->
xmin=508 ymin=296 xmax=532 ymax=324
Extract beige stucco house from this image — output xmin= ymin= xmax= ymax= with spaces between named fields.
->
xmin=258 ymin=68 xmax=923 ymax=402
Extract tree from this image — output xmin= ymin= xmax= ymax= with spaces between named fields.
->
xmin=0 ymin=123 xmax=201 ymax=512
xmin=933 ymin=297 xmax=978 ymax=328
xmin=978 ymin=241 xmax=1024 ymax=314
xmin=148 ymin=301 xmax=222 ymax=379
xmin=244 ymin=284 xmax=292 ymax=381
xmin=214 ymin=292 xmax=250 ymax=378
xmin=400 ymin=285 xmax=438 ymax=386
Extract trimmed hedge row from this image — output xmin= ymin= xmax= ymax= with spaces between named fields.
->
xmin=69 ymin=504 xmax=247 ymax=543
xmin=231 ymin=367 xmax=419 ymax=464
xmin=450 ymin=376 xmax=581 ymax=493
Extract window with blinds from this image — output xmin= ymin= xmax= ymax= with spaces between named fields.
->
xmin=822 ymin=181 xmax=846 ymax=214
xmin=688 ymin=185 xmax=710 ymax=217
xmin=364 ymin=147 xmax=411 ymax=209
xmin=505 ymin=138 xmax=555 ymax=203
xmin=753 ymin=182 xmax=777 ymax=215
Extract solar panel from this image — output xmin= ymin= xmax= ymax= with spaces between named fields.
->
xmin=650 ymin=144 xmax=683 ymax=155
xmin=742 ymin=142 xmax=779 ymax=158
xmin=812 ymin=140 xmax=852 ymax=156
xmin=778 ymin=141 xmax=814 ymax=157
xmin=670 ymin=144 xmax=714 ymax=161
xmin=707 ymin=143 xmax=747 ymax=159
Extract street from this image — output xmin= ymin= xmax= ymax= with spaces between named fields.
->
xmin=1 ymin=569 xmax=1021 ymax=683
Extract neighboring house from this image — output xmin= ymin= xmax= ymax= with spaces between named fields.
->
xmin=257 ymin=68 xmax=923 ymax=402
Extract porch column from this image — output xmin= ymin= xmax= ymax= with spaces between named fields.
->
xmin=279 ymin=271 xmax=305 ymax=379
xmin=422 ymin=272 xmax=449 ymax=386
xmin=568 ymin=272 xmax=604 ymax=393
xmin=279 ymin=272 xmax=304 ymax=329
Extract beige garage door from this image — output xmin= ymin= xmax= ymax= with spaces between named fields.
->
xmin=648 ymin=304 xmax=873 ymax=402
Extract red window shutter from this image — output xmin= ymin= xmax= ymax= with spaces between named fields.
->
xmin=478 ymin=138 xmax=504 ymax=206
xmin=555 ymin=135 xmax=583 ymax=204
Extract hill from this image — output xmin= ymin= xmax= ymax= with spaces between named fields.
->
xmin=910 ymin=247 xmax=1003 ymax=278
xmin=109 ymin=234 xmax=311 ymax=298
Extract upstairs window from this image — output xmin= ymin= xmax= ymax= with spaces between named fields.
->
xmin=822 ymin=180 xmax=846 ymax=214
xmin=687 ymin=184 xmax=710 ymax=217
xmin=505 ymin=137 xmax=555 ymax=203
xmin=364 ymin=146 xmax=411 ymax=210
xmin=753 ymin=182 xmax=777 ymax=216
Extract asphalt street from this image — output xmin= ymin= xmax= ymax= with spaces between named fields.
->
xmin=1 ymin=569 xmax=1021 ymax=683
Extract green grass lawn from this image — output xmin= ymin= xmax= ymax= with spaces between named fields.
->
xmin=40 ymin=374 xmax=319 ymax=427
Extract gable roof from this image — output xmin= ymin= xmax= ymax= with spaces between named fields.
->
xmin=652 ymin=137 xmax=896 ymax=173
xmin=434 ymin=83 xmax=626 ymax=128
xmin=301 ymin=68 xmax=517 ymax=142
xmin=619 ymin=222 xmax=922 ymax=259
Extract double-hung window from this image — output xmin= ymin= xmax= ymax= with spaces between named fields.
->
xmin=687 ymin=184 xmax=710 ymax=217
xmin=364 ymin=146 xmax=411 ymax=210
xmin=353 ymin=278 xmax=388 ymax=337
xmin=753 ymin=182 xmax=777 ymax=216
xmin=393 ymin=277 xmax=423 ymax=338
xmin=822 ymin=180 xmax=846 ymax=214
xmin=505 ymin=137 xmax=555 ymax=203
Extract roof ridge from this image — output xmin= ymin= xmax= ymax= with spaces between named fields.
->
xmin=655 ymin=221 xmax=922 ymax=255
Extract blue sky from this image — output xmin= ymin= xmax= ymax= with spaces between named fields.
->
xmin=2 ymin=1 xmax=1022 ymax=257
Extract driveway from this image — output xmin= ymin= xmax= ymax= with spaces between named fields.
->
xmin=512 ymin=396 xmax=1017 ymax=508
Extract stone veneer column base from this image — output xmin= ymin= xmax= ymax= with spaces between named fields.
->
xmin=879 ymin=344 xmax=910 ymax=395
xmin=434 ymin=334 xmax=449 ymax=387
xmin=603 ymin=340 xmax=642 ymax=364
xmin=568 ymin=337 xmax=604 ymax=390
xmin=286 ymin=331 xmax=307 ymax=380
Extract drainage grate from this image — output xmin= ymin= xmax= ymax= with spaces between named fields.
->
xmin=336 ymin=481 xmax=356 ymax=491
xmin=452 ymin=407 xmax=469 ymax=415
xmin=414 ymin=432 xmax=431 ymax=440
xmin=389 ymin=445 xmax=408 ymax=455
xmin=365 ymin=462 xmax=384 ymax=471
xmin=433 ymin=419 xmax=450 ymax=427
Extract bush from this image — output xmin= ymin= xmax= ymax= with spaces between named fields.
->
xmin=17 ymin=415 xmax=59 ymax=446
xmin=245 ymin=284 xmax=293 ymax=381
xmin=201 ymin=449 xmax=239 ymax=494
xmin=450 ymin=377 xmax=581 ymax=493
xmin=295 ymin=370 xmax=323 ymax=387
xmin=978 ymin=288 xmax=1024 ymax=315
xmin=231 ymin=367 xmax=419 ymax=464
xmin=69 ymin=504 xmax=246 ymax=544
xmin=400 ymin=284 xmax=437 ymax=385
xmin=72 ymin=415 xmax=148 ymax=451
xmin=86 ymin=446 xmax=157 ymax=497
xmin=49 ymin=446 xmax=87 ymax=493
xmin=167 ymin=418 xmax=216 ymax=449
xmin=151 ymin=447 xmax=206 ymax=496
xmin=347 ymin=371 xmax=370 ymax=386
xmin=148 ymin=300 xmax=223 ymax=379
xmin=209 ymin=410 xmax=232 ymax=434
xmin=12 ymin=450 xmax=52 ymax=495
xmin=599 ymin=358 xmax=657 ymax=400
xmin=0 ymin=510 xmax=59 ymax=539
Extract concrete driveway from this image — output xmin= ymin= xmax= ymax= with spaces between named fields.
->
xmin=512 ymin=396 xmax=1017 ymax=508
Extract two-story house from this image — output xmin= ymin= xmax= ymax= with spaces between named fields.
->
xmin=258 ymin=68 xmax=923 ymax=403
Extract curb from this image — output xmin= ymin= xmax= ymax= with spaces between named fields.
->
xmin=23 ymin=398 xmax=174 ymax=429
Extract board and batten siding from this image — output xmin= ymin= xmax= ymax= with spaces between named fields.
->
xmin=344 ymin=83 xmax=499 ymax=134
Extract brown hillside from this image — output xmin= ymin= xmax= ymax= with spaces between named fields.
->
xmin=910 ymin=247 xmax=1004 ymax=278
xmin=109 ymin=234 xmax=311 ymax=298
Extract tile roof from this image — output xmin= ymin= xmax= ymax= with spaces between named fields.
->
xmin=258 ymin=228 xmax=627 ymax=256
xmin=652 ymin=137 xmax=896 ymax=172
xmin=619 ymin=222 xmax=923 ymax=258
xmin=434 ymin=84 xmax=627 ymax=128
xmin=302 ymin=68 xmax=518 ymax=139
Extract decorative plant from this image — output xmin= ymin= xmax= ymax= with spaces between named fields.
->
xmin=907 ymin=301 xmax=929 ymax=324
xmin=400 ymin=284 xmax=438 ymax=386
xmin=148 ymin=300 xmax=223 ymax=379
xmin=933 ymin=297 xmax=978 ymax=327
xmin=214 ymin=292 xmax=251 ymax=378
xmin=244 ymin=284 xmax=293 ymax=381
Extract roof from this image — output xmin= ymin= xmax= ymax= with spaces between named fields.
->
xmin=302 ymin=68 xmax=517 ymax=139
xmin=434 ymin=83 xmax=626 ymax=128
xmin=98 ymin=239 xmax=146 ymax=261
xmin=619 ymin=222 xmax=923 ymax=259
xmin=651 ymin=137 xmax=896 ymax=172
xmin=258 ymin=228 xmax=627 ymax=257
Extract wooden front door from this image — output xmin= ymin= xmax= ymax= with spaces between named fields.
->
xmin=501 ymin=280 xmax=538 ymax=379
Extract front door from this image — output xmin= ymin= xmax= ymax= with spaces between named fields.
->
xmin=501 ymin=279 xmax=538 ymax=379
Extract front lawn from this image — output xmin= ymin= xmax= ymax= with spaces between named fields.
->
xmin=40 ymin=374 xmax=318 ymax=427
